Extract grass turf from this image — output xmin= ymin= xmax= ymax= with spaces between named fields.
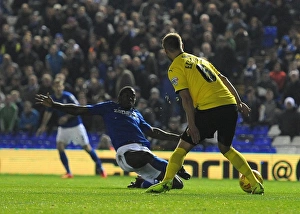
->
xmin=0 ymin=174 xmax=299 ymax=214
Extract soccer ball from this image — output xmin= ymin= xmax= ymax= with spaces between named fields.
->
xmin=239 ymin=169 xmax=263 ymax=193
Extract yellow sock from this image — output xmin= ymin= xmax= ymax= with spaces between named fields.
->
xmin=224 ymin=147 xmax=259 ymax=186
xmin=163 ymin=148 xmax=187 ymax=181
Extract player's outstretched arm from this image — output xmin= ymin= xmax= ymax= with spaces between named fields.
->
xmin=145 ymin=127 xmax=180 ymax=142
xmin=35 ymin=94 xmax=90 ymax=115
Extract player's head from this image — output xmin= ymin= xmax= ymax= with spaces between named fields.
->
xmin=52 ymin=78 xmax=65 ymax=96
xmin=162 ymin=33 xmax=184 ymax=58
xmin=118 ymin=86 xmax=136 ymax=110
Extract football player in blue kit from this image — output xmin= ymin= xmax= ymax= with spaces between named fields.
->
xmin=36 ymin=79 xmax=106 ymax=178
xmin=36 ymin=85 xmax=190 ymax=188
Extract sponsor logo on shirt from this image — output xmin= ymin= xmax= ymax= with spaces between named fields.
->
xmin=114 ymin=109 xmax=138 ymax=118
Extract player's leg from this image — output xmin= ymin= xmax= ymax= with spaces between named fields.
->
xmin=74 ymin=124 xmax=106 ymax=177
xmin=57 ymin=140 xmax=73 ymax=178
xmin=217 ymin=105 xmax=264 ymax=194
xmin=82 ymin=143 xmax=107 ymax=178
xmin=56 ymin=127 xmax=73 ymax=178
xmin=161 ymin=140 xmax=193 ymax=182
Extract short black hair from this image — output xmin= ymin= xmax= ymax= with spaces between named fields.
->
xmin=118 ymin=86 xmax=135 ymax=97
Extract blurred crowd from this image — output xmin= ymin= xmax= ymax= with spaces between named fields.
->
xmin=1 ymin=0 xmax=300 ymax=149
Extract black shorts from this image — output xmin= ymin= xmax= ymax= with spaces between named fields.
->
xmin=181 ymin=104 xmax=238 ymax=147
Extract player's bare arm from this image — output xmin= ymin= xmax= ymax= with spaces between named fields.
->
xmin=145 ymin=127 xmax=180 ymax=141
xmin=218 ymin=74 xmax=251 ymax=117
xmin=178 ymin=89 xmax=200 ymax=144
xmin=35 ymin=94 xmax=90 ymax=115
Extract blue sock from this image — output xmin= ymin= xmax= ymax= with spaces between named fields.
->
xmin=59 ymin=151 xmax=71 ymax=174
xmin=150 ymin=156 xmax=168 ymax=172
xmin=141 ymin=180 xmax=158 ymax=188
xmin=89 ymin=149 xmax=103 ymax=171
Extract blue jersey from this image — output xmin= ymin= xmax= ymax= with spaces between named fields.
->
xmin=47 ymin=91 xmax=83 ymax=128
xmin=87 ymin=101 xmax=152 ymax=150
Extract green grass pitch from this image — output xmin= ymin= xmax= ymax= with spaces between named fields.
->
xmin=0 ymin=174 xmax=299 ymax=214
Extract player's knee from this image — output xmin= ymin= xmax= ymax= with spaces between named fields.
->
xmin=218 ymin=142 xmax=230 ymax=154
xmin=56 ymin=141 xmax=65 ymax=151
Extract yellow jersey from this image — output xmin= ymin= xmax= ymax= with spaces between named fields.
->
xmin=168 ymin=53 xmax=236 ymax=110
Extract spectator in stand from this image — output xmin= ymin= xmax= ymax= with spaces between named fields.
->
xmin=211 ymin=35 xmax=237 ymax=81
xmin=14 ymin=3 xmax=32 ymax=36
xmin=148 ymin=37 xmax=161 ymax=58
xmin=277 ymin=35 xmax=296 ymax=71
xmin=0 ymin=94 xmax=18 ymax=134
xmin=0 ymin=31 xmax=22 ymax=62
xmin=32 ymin=35 xmax=48 ymax=64
xmin=0 ymin=54 xmax=21 ymax=83
xmin=206 ymin=3 xmax=226 ymax=34
xmin=0 ymin=90 xmax=5 ymax=109
xmin=0 ymin=8 xmax=8 ymax=27
xmin=239 ymin=0 xmax=255 ymax=23
xmin=247 ymin=16 xmax=264 ymax=56
xmin=77 ymin=91 xmax=94 ymax=132
xmin=85 ymin=76 xmax=106 ymax=104
xmin=20 ymin=65 xmax=34 ymax=86
xmin=62 ymin=17 xmax=89 ymax=56
xmin=109 ymin=23 xmax=131 ymax=55
xmin=260 ymin=88 xmax=282 ymax=127
xmin=242 ymin=87 xmax=263 ymax=128
xmin=37 ymin=73 xmax=53 ymax=96
xmin=198 ymin=42 xmax=214 ymax=61
xmin=270 ymin=0 xmax=294 ymax=43
xmin=186 ymin=0 xmax=204 ymax=25
xmin=17 ymin=43 xmax=39 ymax=70
xmin=75 ymin=6 xmax=92 ymax=35
xmin=104 ymin=67 xmax=117 ymax=99
xmin=45 ymin=44 xmax=66 ymax=78
xmin=4 ymin=74 xmax=22 ymax=94
xmin=27 ymin=11 xmax=44 ymax=36
xmin=253 ymin=0 xmax=274 ymax=26
xmin=269 ymin=60 xmax=287 ymax=94
xmin=20 ymin=74 xmax=40 ymax=105
xmin=131 ymin=56 xmax=149 ymax=100
xmin=264 ymin=50 xmax=279 ymax=72
xmin=53 ymin=33 xmax=68 ymax=54
xmin=138 ymin=43 xmax=158 ymax=76
xmin=283 ymin=69 xmax=300 ymax=106
xmin=115 ymin=64 xmax=135 ymax=97
xmin=224 ymin=1 xmax=247 ymax=25
xmin=278 ymin=97 xmax=300 ymax=140
xmin=93 ymin=12 xmax=113 ymax=41
xmin=64 ymin=42 xmax=87 ymax=84
xmin=257 ymin=69 xmax=279 ymax=100
xmin=10 ymin=90 xmax=23 ymax=117
xmin=224 ymin=29 xmax=236 ymax=51
xmin=148 ymin=87 xmax=166 ymax=127
xmin=73 ymin=77 xmax=87 ymax=98
xmin=243 ymin=57 xmax=258 ymax=88
xmin=18 ymin=100 xmax=40 ymax=136
xmin=234 ymin=27 xmax=251 ymax=76
xmin=43 ymin=5 xmax=63 ymax=38
xmin=198 ymin=31 xmax=215 ymax=53
xmin=131 ymin=22 xmax=151 ymax=47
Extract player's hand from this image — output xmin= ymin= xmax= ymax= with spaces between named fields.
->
xmin=35 ymin=93 xmax=53 ymax=107
xmin=187 ymin=124 xmax=200 ymax=144
xmin=237 ymin=102 xmax=251 ymax=117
